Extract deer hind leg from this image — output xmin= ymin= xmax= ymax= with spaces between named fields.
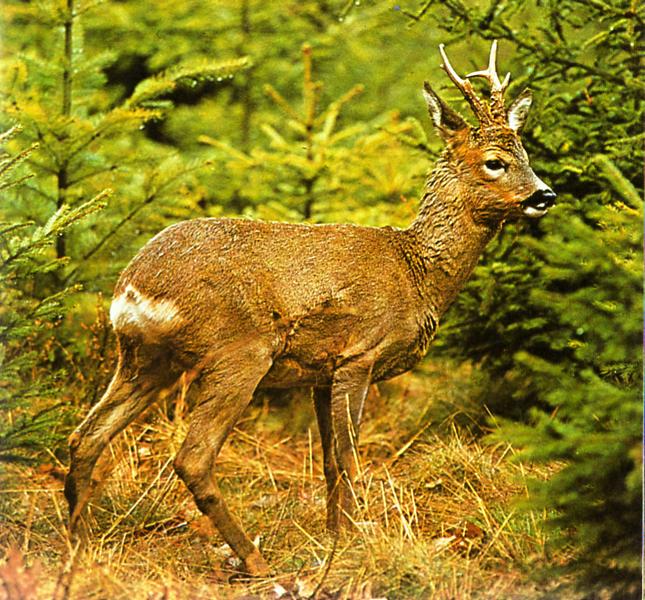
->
xmin=172 ymin=344 xmax=273 ymax=577
xmin=313 ymin=386 xmax=342 ymax=532
xmin=328 ymin=360 xmax=372 ymax=530
xmin=65 ymin=371 xmax=155 ymax=531
xmin=64 ymin=345 xmax=174 ymax=532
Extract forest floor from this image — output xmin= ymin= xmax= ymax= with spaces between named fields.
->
xmin=0 ymin=360 xmax=581 ymax=599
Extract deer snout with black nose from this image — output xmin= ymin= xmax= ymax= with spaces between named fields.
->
xmin=521 ymin=188 xmax=556 ymax=218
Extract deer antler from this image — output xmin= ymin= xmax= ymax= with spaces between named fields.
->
xmin=439 ymin=40 xmax=511 ymax=126
xmin=465 ymin=41 xmax=510 ymax=92
xmin=439 ymin=43 xmax=487 ymax=122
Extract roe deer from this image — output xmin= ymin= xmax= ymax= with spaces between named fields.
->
xmin=65 ymin=41 xmax=555 ymax=576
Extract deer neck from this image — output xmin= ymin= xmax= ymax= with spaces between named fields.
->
xmin=406 ymin=160 xmax=500 ymax=317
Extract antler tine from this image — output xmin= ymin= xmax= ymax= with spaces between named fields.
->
xmin=438 ymin=42 xmax=488 ymax=120
xmin=465 ymin=40 xmax=510 ymax=93
xmin=438 ymin=43 xmax=468 ymax=90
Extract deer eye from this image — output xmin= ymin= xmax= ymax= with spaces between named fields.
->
xmin=484 ymin=159 xmax=506 ymax=172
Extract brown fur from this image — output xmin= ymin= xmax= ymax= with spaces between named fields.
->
xmin=65 ymin=42 xmax=555 ymax=576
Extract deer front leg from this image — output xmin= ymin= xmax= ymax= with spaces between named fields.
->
xmin=313 ymin=386 xmax=341 ymax=531
xmin=329 ymin=360 xmax=372 ymax=531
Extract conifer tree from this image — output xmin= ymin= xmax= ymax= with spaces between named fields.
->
xmin=200 ymin=44 xmax=427 ymax=226
xmin=0 ymin=128 xmax=106 ymax=462
xmin=1 ymin=0 xmax=249 ymax=291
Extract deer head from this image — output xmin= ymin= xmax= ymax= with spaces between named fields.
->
xmin=423 ymin=40 xmax=555 ymax=224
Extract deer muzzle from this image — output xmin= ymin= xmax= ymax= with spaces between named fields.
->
xmin=521 ymin=188 xmax=556 ymax=218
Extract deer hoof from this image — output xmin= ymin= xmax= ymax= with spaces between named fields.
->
xmin=244 ymin=549 xmax=271 ymax=577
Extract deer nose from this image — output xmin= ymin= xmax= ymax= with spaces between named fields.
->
xmin=521 ymin=188 xmax=556 ymax=217
xmin=538 ymin=189 xmax=557 ymax=207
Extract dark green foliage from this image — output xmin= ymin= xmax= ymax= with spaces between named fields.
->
xmin=1 ymin=0 xmax=249 ymax=291
xmin=201 ymin=44 xmax=427 ymax=225
xmin=492 ymin=182 xmax=642 ymax=593
xmin=407 ymin=0 xmax=643 ymax=591
xmin=0 ymin=128 xmax=106 ymax=462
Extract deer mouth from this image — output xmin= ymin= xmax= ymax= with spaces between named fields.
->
xmin=521 ymin=189 xmax=556 ymax=218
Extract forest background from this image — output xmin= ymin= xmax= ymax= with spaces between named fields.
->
xmin=0 ymin=0 xmax=642 ymax=598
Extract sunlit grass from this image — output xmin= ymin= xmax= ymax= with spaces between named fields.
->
xmin=0 ymin=361 xmax=572 ymax=599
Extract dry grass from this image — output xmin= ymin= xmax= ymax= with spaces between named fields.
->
xmin=0 ymin=361 xmax=574 ymax=599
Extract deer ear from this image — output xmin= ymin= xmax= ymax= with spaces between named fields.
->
xmin=423 ymin=82 xmax=468 ymax=138
xmin=507 ymin=88 xmax=533 ymax=132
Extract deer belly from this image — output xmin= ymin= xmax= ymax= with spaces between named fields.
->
xmin=259 ymin=355 xmax=335 ymax=388
xmin=372 ymin=350 xmax=424 ymax=382
xmin=260 ymin=310 xmax=360 ymax=387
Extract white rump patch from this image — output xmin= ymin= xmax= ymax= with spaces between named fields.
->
xmin=110 ymin=284 xmax=181 ymax=337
